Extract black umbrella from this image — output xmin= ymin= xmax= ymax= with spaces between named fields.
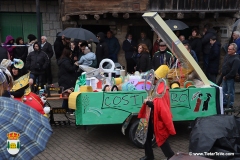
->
xmin=165 ymin=20 xmax=188 ymax=31
xmin=59 ymin=28 xmax=99 ymax=43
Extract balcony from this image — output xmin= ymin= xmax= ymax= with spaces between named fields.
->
xmin=149 ymin=0 xmax=240 ymax=12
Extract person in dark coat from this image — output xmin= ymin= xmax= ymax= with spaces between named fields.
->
xmin=3 ymin=35 xmax=15 ymax=60
xmin=58 ymin=48 xmax=78 ymax=112
xmin=25 ymin=42 xmax=49 ymax=89
xmin=152 ymin=42 xmax=174 ymax=71
xmin=221 ymin=43 xmax=240 ymax=108
xmin=0 ymin=46 xmax=9 ymax=63
xmin=188 ymin=29 xmax=202 ymax=62
xmin=122 ymin=33 xmax=137 ymax=74
xmin=96 ymin=32 xmax=108 ymax=66
xmin=135 ymin=43 xmax=150 ymax=73
xmin=13 ymin=37 xmax=28 ymax=63
xmin=54 ymin=32 xmax=65 ymax=61
xmin=202 ymin=25 xmax=216 ymax=77
xmin=138 ymin=32 xmax=152 ymax=53
xmin=208 ymin=36 xmax=221 ymax=83
xmin=105 ymin=31 xmax=120 ymax=62
xmin=152 ymin=35 xmax=162 ymax=57
xmin=41 ymin=36 xmax=54 ymax=84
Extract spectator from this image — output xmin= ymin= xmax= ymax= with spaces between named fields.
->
xmin=232 ymin=31 xmax=240 ymax=54
xmin=208 ymin=36 xmax=221 ymax=83
xmin=188 ymin=29 xmax=202 ymax=62
xmin=152 ymin=42 xmax=174 ymax=71
xmin=179 ymin=35 xmax=185 ymax=42
xmin=13 ymin=37 xmax=28 ymax=63
xmin=122 ymin=33 xmax=137 ymax=74
xmin=54 ymin=32 xmax=65 ymax=61
xmin=70 ymin=40 xmax=80 ymax=62
xmin=58 ymin=48 xmax=78 ymax=113
xmin=88 ymin=40 xmax=96 ymax=53
xmin=152 ymin=35 xmax=162 ymax=56
xmin=27 ymin=34 xmax=37 ymax=54
xmin=0 ymin=45 xmax=9 ymax=63
xmin=79 ymin=41 xmax=89 ymax=60
xmin=41 ymin=36 xmax=54 ymax=84
xmin=75 ymin=47 xmax=96 ymax=67
xmin=26 ymin=42 xmax=49 ymax=89
xmin=3 ymin=35 xmax=15 ymax=60
xmin=221 ymin=43 xmax=240 ymax=108
xmin=183 ymin=43 xmax=198 ymax=63
xmin=96 ymin=32 xmax=108 ymax=66
xmin=105 ymin=31 xmax=120 ymax=62
xmin=201 ymin=24 xmax=216 ymax=76
xmin=135 ymin=43 xmax=151 ymax=72
xmin=0 ymin=70 xmax=9 ymax=97
xmin=138 ymin=32 xmax=152 ymax=53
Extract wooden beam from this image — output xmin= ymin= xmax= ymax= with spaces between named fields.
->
xmin=79 ymin=14 xmax=88 ymax=20
xmin=177 ymin=12 xmax=184 ymax=19
xmin=94 ymin=14 xmax=100 ymax=20
xmin=62 ymin=15 xmax=70 ymax=21
xmin=123 ymin=13 xmax=129 ymax=19
xmin=112 ymin=13 xmax=119 ymax=18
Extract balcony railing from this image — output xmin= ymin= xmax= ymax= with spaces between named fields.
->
xmin=149 ymin=0 xmax=240 ymax=11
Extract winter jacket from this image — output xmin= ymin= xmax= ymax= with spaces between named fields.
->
xmin=26 ymin=47 xmax=49 ymax=75
xmin=221 ymin=54 xmax=240 ymax=80
xmin=202 ymin=29 xmax=216 ymax=54
xmin=122 ymin=39 xmax=137 ymax=59
xmin=0 ymin=47 xmax=8 ymax=63
xmin=41 ymin=41 xmax=54 ymax=59
xmin=105 ymin=36 xmax=120 ymax=62
xmin=233 ymin=38 xmax=240 ymax=55
xmin=13 ymin=46 xmax=28 ymax=63
xmin=208 ymin=41 xmax=221 ymax=74
xmin=152 ymin=40 xmax=161 ymax=56
xmin=136 ymin=52 xmax=150 ymax=72
xmin=138 ymin=85 xmax=176 ymax=147
xmin=58 ymin=57 xmax=78 ymax=90
xmin=138 ymin=38 xmax=152 ymax=51
xmin=189 ymin=35 xmax=202 ymax=56
xmin=3 ymin=35 xmax=15 ymax=58
xmin=152 ymin=50 xmax=173 ymax=70
xmin=190 ymin=50 xmax=198 ymax=63
xmin=96 ymin=32 xmax=108 ymax=66
xmin=78 ymin=52 xmax=96 ymax=66
xmin=54 ymin=37 xmax=65 ymax=60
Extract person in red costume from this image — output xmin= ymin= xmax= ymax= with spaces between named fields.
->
xmin=138 ymin=79 xmax=176 ymax=160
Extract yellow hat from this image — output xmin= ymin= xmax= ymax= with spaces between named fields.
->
xmin=154 ymin=65 xmax=169 ymax=79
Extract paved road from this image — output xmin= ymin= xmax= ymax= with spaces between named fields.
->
xmin=34 ymin=83 xmax=240 ymax=160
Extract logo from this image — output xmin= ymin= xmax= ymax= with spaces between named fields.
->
xmin=7 ymin=132 xmax=20 ymax=155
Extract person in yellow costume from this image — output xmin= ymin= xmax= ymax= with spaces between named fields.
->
xmin=10 ymin=62 xmax=44 ymax=114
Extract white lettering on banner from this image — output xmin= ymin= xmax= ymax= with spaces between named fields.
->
xmin=189 ymin=152 xmax=235 ymax=156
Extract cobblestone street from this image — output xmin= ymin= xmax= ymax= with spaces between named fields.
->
xmin=34 ymin=83 xmax=240 ymax=160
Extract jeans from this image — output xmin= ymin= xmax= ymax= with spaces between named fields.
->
xmin=222 ymin=78 xmax=235 ymax=107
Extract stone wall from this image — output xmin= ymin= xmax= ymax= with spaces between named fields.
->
xmin=0 ymin=0 xmax=61 ymax=83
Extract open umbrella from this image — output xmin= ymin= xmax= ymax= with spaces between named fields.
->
xmin=59 ymin=28 xmax=99 ymax=43
xmin=165 ymin=20 xmax=189 ymax=31
xmin=0 ymin=97 xmax=52 ymax=160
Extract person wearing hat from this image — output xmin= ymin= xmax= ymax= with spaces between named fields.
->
xmin=0 ymin=69 xmax=12 ymax=97
xmin=152 ymin=42 xmax=174 ymax=71
xmin=26 ymin=42 xmax=49 ymax=89
xmin=138 ymin=73 xmax=176 ymax=160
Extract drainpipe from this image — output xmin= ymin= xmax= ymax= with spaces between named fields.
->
xmin=36 ymin=0 xmax=41 ymax=44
